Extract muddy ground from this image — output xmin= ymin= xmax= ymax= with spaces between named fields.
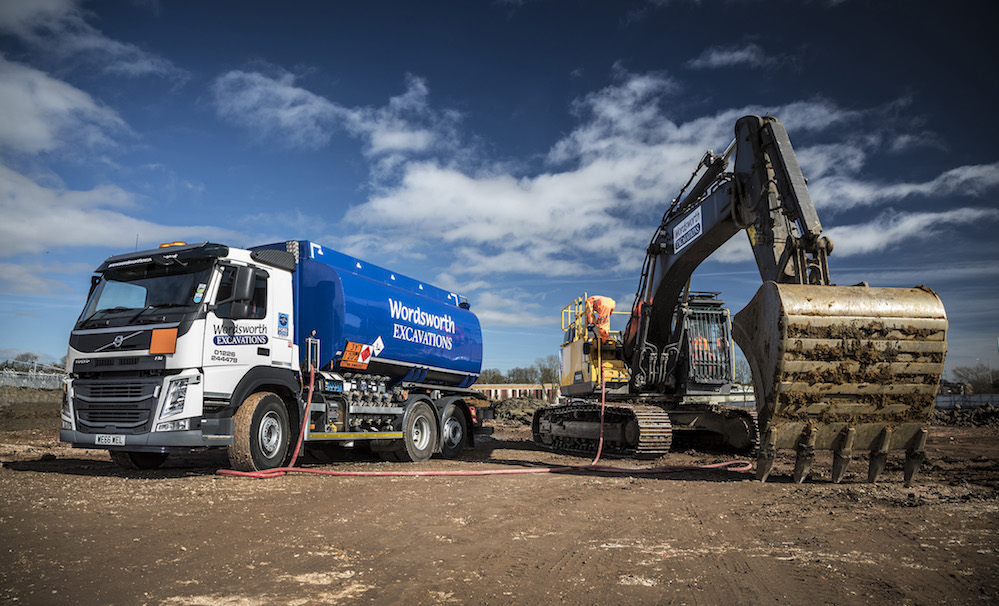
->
xmin=1 ymin=388 xmax=997 ymax=605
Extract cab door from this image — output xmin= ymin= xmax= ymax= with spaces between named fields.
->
xmin=203 ymin=265 xmax=271 ymax=380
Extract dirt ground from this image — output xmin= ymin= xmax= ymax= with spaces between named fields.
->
xmin=1 ymin=388 xmax=997 ymax=605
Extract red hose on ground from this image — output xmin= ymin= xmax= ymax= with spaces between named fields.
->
xmin=217 ymin=459 xmax=752 ymax=479
xmin=217 ymin=365 xmax=753 ymax=480
xmin=218 ymin=365 xmax=317 ymax=479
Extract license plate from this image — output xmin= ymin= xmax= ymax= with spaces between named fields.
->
xmin=96 ymin=434 xmax=126 ymax=446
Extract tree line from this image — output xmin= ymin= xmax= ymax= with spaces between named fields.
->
xmin=478 ymin=355 xmax=560 ymax=389
xmin=950 ymin=363 xmax=998 ymax=394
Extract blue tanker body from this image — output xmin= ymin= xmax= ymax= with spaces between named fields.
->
xmin=255 ymin=241 xmax=482 ymax=388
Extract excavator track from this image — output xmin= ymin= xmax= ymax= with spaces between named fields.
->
xmin=532 ymin=401 xmax=760 ymax=459
xmin=532 ymin=403 xmax=672 ymax=458
xmin=664 ymin=402 xmax=758 ymax=454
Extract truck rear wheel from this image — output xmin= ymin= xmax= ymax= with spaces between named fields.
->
xmin=399 ymin=401 xmax=437 ymax=462
xmin=439 ymin=404 xmax=467 ymax=459
xmin=228 ymin=392 xmax=290 ymax=471
xmin=109 ymin=451 xmax=168 ymax=470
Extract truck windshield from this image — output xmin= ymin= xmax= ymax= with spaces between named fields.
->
xmin=78 ymin=259 xmax=214 ymax=328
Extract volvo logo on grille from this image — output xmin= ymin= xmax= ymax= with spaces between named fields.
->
xmin=95 ymin=330 xmax=144 ymax=352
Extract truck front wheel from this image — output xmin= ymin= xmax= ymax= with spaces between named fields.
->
xmin=399 ymin=401 xmax=437 ymax=462
xmin=228 ymin=392 xmax=290 ymax=471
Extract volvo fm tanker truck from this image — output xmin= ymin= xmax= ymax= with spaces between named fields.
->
xmin=60 ymin=240 xmax=484 ymax=471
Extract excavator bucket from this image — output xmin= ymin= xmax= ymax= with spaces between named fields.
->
xmin=732 ymin=282 xmax=947 ymax=485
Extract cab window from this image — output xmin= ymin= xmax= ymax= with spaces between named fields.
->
xmin=215 ymin=267 xmax=267 ymax=319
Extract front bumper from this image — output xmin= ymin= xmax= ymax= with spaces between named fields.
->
xmin=60 ymin=418 xmax=234 ymax=453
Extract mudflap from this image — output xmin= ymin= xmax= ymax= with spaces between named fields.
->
xmin=733 ymin=282 xmax=947 ymax=485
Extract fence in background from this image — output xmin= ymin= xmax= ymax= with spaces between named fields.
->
xmin=0 ymin=370 xmax=65 ymax=390
xmin=934 ymin=393 xmax=999 ymax=408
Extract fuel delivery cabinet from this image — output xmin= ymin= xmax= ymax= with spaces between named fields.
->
xmin=60 ymin=240 xmax=485 ymax=471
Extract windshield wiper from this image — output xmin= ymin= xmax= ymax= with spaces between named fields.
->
xmin=80 ymin=306 xmax=133 ymax=327
xmin=128 ymin=303 xmax=193 ymax=324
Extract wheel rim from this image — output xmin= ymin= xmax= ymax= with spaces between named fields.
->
xmin=443 ymin=416 xmax=463 ymax=449
xmin=259 ymin=411 xmax=282 ymax=457
xmin=411 ymin=414 xmax=431 ymax=451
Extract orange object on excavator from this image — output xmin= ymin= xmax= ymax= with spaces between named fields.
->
xmin=586 ymin=296 xmax=616 ymax=343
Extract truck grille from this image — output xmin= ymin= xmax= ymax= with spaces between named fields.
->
xmin=73 ymin=378 xmax=160 ymax=434
xmin=85 ymin=383 xmax=145 ymax=399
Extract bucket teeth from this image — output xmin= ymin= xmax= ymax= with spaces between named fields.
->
xmin=831 ymin=427 xmax=856 ymax=483
xmin=756 ymin=428 xmax=778 ymax=482
xmin=903 ymin=427 xmax=929 ymax=487
xmin=867 ymin=428 xmax=892 ymax=483
xmin=792 ymin=428 xmax=816 ymax=484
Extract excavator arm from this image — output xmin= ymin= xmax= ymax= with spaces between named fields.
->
xmin=624 ymin=115 xmax=947 ymax=484
xmin=626 ymin=116 xmax=829 ymax=386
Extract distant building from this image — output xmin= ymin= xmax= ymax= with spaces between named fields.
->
xmin=473 ymin=383 xmax=558 ymax=402
xmin=938 ymin=380 xmax=968 ymax=395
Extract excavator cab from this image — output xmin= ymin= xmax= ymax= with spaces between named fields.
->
xmin=681 ymin=293 xmax=733 ymax=394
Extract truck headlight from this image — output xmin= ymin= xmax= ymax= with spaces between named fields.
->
xmin=62 ymin=380 xmax=74 ymax=429
xmin=160 ymin=378 xmax=189 ymax=419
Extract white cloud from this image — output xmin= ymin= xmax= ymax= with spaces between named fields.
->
xmin=808 ymin=162 xmax=999 ymax=211
xmin=211 ymin=70 xmax=341 ymax=149
xmin=686 ymin=43 xmax=782 ymax=70
xmin=469 ymin=291 xmax=551 ymax=327
xmin=0 ymin=0 xmax=187 ymax=80
xmin=832 ymin=261 xmax=999 ymax=288
xmin=0 ymin=260 xmax=91 ymax=294
xmin=340 ymin=78 xmax=864 ymax=280
xmin=825 ymin=207 xmax=999 ymax=257
xmin=705 ymin=207 xmax=999 ymax=265
xmin=208 ymin=66 xmax=998 ymax=292
xmin=0 ymin=0 xmax=77 ymax=39
xmin=212 ymin=69 xmax=460 ymax=159
xmin=0 ymin=56 xmax=128 ymax=155
xmin=0 ymin=164 xmax=241 ymax=257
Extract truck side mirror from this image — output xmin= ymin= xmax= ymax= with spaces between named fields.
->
xmin=232 ymin=266 xmax=256 ymax=302
xmin=216 ymin=266 xmax=256 ymax=306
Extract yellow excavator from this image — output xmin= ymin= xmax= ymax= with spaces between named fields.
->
xmin=532 ymin=115 xmax=948 ymax=485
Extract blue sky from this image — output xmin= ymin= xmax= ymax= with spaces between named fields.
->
xmin=1 ymin=0 xmax=997 ymax=376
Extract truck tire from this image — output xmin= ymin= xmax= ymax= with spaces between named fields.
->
xmin=228 ymin=392 xmax=290 ymax=471
xmin=439 ymin=404 xmax=468 ymax=459
xmin=399 ymin=401 xmax=437 ymax=462
xmin=109 ymin=451 xmax=169 ymax=470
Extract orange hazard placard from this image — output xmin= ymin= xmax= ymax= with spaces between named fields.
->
xmin=340 ymin=341 xmax=370 ymax=370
